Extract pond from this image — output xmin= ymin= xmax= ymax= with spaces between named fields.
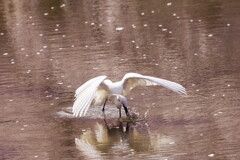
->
xmin=1 ymin=0 xmax=240 ymax=159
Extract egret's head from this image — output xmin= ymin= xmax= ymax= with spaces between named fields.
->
xmin=118 ymin=95 xmax=128 ymax=107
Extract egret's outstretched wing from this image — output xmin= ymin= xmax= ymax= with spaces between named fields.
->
xmin=122 ymin=73 xmax=187 ymax=95
xmin=73 ymin=76 xmax=107 ymax=117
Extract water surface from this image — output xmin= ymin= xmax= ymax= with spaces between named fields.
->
xmin=1 ymin=0 xmax=240 ymax=159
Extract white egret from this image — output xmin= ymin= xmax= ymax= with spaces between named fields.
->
xmin=72 ymin=73 xmax=186 ymax=117
xmin=103 ymin=94 xmax=129 ymax=118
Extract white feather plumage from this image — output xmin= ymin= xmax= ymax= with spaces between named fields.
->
xmin=73 ymin=73 xmax=186 ymax=117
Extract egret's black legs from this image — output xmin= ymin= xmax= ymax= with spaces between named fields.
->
xmin=102 ymin=98 xmax=108 ymax=112
xmin=118 ymin=107 xmax=122 ymax=118
xmin=122 ymin=104 xmax=130 ymax=118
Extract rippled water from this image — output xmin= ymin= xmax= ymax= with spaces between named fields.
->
xmin=1 ymin=0 xmax=240 ymax=160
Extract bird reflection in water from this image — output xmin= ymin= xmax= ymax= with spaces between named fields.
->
xmin=75 ymin=118 xmax=175 ymax=159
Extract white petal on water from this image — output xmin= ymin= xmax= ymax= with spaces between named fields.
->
xmin=67 ymin=85 xmax=71 ymax=88
xmin=169 ymin=142 xmax=175 ymax=145
xmin=51 ymin=7 xmax=55 ymax=10
xmin=91 ymin=22 xmax=95 ymax=26
xmin=11 ymin=62 xmax=15 ymax=64
xmin=62 ymin=35 xmax=66 ymax=37
xmin=20 ymin=128 xmax=25 ymax=131
xmin=57 ymin=82 xmax=63 ymax=85
xmin=177 ymin=16 xmax=180 ymax=19
xmin=208 ymin=34 xmax=213 ymax=37
xmin=99 ymin=24 xmax=103 ymax=27
xmin=135 ymin=46 xmax=139 ymax=49
xmin=32 ymin=23 xmax=35 ymax=25
xmin=169 ymin=31 xmax=172 ymax=34
xmin=196 ymin=89 xmax=199 ymax=92
xmin=141 ymin=12 xmax=145 ymax=16
xmin=167 ymin=2 xmax=172 ymax=6
xmin=34 ymin=155 xmax=39 ymax=158
xmin=39 ymin=33 xmax=43 ymax=37
xmin=55 ymin=28 xmax=59 ymax=31
xmin=107 ymin=19 xmax=111 ymax=23
xmin=9 ymin=99 xmax=13 ymax=102
xmin=173 ymin=13 xmax=176 ymax=16
xmin=59 ymin=48 xmax=63 ymax=50
xmin=190 ymin=19 xmax=194 ymax=22
xmin=151 ymin=10 xmax=155 ymax=13
xmin=162 ymin=28 xmax=167 ymax=31
xmin=43 ymin=45 xmax=48 ymax=48
xmin=132 ymin=24 xmax=136 ymax=28
xmin=44 ymin=13 xmax=49 ymax=16
xmin=143 ymin=24 xmax=148 ymax=27
xmin=3 ymin=53 xmax=8 ymax=56
xmin=0 ymin=32 xmax=4 ymax=35
xmin=71 ymin=44 xmax=75 ymax=47
xmin=60 ymin=4 xmax=66 ymax=8
xmin=56 ymin=24 xmax=60 ymax=27
xmin=36 ymin=52 xmax=40 ymax=55
xmin=85 ymin=45 xmax=89 ymax=48
xmin=131 ymin=40 xmax=135 ymax=43
xmin=227 ymin=84 xmax=231 ymax=87
xmin=158 ymin=24 xmax=162 ymax=27
xmin=116 ymin=27 xmax=124 ymax=31
xmin=50 ymin=103 xmax=54 ymax=106
xmin=198 ymin=19 xmax=202 ymax=22
xmin=227 ymin=23 xmax=231 ymax=26
xmin=155 ymin=64 xmax=159 ymax=66
xmin=208 ymin=154 xmax=214 ymax=157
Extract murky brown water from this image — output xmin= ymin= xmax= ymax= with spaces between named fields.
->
xmin=1 ymin=0 xmax=240 ymax=159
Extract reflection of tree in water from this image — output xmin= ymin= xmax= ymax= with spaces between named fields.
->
xmin=75 ymin=119 xmax=175 ymax=159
